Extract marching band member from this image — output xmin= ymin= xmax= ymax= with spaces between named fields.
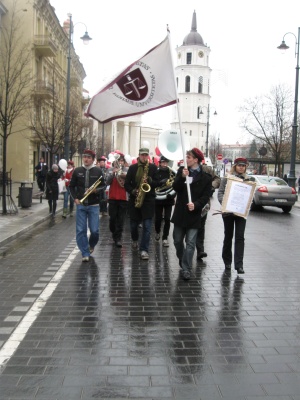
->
xmin=69 ymin=149 xmax=105 ymax=262
xmin=171 ymin=148 xmax=212 ymax=280
xmin=106 ymin=153 xmax=128 ymax=248
xmin=62 ymin=160 xmax=75 ymax=218
xmin=196 ymin=161 xmax=221 ymax=260
xmin=154 ymin=156 xmax=176 ymax=247
xmin=124 ymin=147 xmax=159 ymax=260
xmin=96 ymin=156 xmax=108 ymax=216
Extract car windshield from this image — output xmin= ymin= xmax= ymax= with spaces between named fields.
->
xmin=256 ymin=176 xmax=287 ymax=186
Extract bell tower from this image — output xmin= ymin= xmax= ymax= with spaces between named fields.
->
xmin=171 ymin=10 xmax=212 ymax=153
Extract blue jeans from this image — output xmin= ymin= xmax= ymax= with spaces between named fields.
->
xmin=130 ymin=218 xmax=152 ymax=252
xmin=173 ymin=225 xmax=198 ymax=271
xmin=63 ymin=188 xmax=74 ymax=211
xmin=76 ymin=204 xmax=100 ymax=257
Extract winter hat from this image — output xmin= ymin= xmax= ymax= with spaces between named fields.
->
xmin=52 ymin=164 xmax=58 ymax=170
xmin=190 ymin=148 xmax=204 ymax=163
xmin=234 ymin=157 xmax=248 ymax=166
xmin=83 ymin=149 xmax=96 ymax=158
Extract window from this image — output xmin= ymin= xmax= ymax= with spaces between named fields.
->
xmin=190 ymin=130 xmax=192 ymax=136
xmin=197 ymin=106 xmax=201 ymax=119
xmin=176 ymin=77 xmax=178 ymax=87
xmin=198 ymin=76 xmax=203 ymax=93
xmin=185 ymin=76 xmax=190 ymax=92
xmin=186 ymin=53 xmax=192 ymax=64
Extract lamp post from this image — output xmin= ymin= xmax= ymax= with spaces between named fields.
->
xmin=199 ymin=104 xmax=217 ymax=158
xmin=64 ymin=14 xmax=92 ymax=160
xmin=277 ymin=27 xmax=300 ymax=188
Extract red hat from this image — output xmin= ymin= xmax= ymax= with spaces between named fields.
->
xmin=97 ymin=156 xmax=106 ymax=162
xmin=191 ymin=148 xmax=204 ymax=162
xmin=83 ymin=149 xmax=96 ymax=158
xmin=234 ymin=157 xmax=248 ymax=165
xmin=67 ymin=160 xmax=74 ymax=166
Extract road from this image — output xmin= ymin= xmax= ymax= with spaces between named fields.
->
xmin=1 ymin=196 xmax=300 ymax=399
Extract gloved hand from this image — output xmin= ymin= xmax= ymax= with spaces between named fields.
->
xmin=131 ymin=189 xmax=137 ymax=196
xmin=159 ymin=178 xmax=168 ymax=185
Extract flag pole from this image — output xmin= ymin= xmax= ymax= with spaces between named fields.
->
xmin=167 ymin=26 xmax=191 ymax=202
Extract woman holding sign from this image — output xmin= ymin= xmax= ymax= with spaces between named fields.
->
xmin=218 ymin=157 xmax=251 ymax=274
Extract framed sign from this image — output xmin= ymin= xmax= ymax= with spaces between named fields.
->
xmin=221 ymin=176 xmax=256 ymax=219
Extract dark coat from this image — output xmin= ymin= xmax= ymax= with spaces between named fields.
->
xmin=69 ymin=166 xmax=105 ymax=206
xmin=124 ymin=162 xmax=159 ymax=220
xmin=155 ymin=167 xmax=176 ymax=206
xmin=171 ymin=166 xmax=212 ymax=229
xmin=45 ymin=170 xmax=60 ymax=201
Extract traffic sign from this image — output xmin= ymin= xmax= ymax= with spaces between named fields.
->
xmin=223 ymin=158 xmax=229 ymax=164
xmin=217 ymin=154 xmax=223 ymax=160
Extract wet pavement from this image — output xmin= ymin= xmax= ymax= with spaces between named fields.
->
xmin=1 ymin=187 xmax=300 ymax=399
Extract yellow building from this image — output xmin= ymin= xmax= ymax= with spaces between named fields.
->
xmin=0 ymin=0 xmax=87 ymax=182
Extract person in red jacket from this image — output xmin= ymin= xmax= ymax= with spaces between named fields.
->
xmin=62 ymin=160 xmax=75 ymax=218
xmin=105 ymin=154 xmax=128 ymax=247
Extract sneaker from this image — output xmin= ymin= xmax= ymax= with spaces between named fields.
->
xmin=180 ymin=270 xmax=191 ymax=280
xmin=89 ymin=247 xmax=94 ymax=254
xmin=115 ymin=241 xmax=122 ymax=248
xmin=82 ymin=256 xmax=89 ymax=262
xmin=102 ymin=212 xmax=108 ymax=216
xmin=140 ymin=251 xmax=149 ymax=260
xmin=131 ymin=241 xmax=138 ymax=250
xmin=162 ymin=239 xmax=169 ymax=247
xmin=155 ymin=233 xmax=160 ymax=241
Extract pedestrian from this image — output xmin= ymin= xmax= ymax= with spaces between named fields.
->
xmin=171 ymin=148 xmax=212 ymax=280
xmin=154 ymin=156 xmax=176 ymax=247
xmin=196 ymin=162 xmax=221 ymax=260
xmin=62 ymin=160 xmax=75 ymax=218
xmin=96 ymin=156 xmax=108 ymax=216
xmin=105 ymin=153 xmax=128 ymax=248
xmin=283 ymin=174 xmax=288 ymax=183
xmin=46 ymin=164 xmax=61 ymax=218
xmin=69 ymin=149 xmax=105 ymax=262
xmin=218 ymin=157 xmax=251 ymax=274
xmin=124 ymin=147 xmax=159 ymax=260
xmin=35 ymin=157 xmax=48 ymax=192
xmin=298 ymin=176 xmax=300 ymax=193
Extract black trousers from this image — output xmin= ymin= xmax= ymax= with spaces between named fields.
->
xmin=37 ymin=177 xmax=45 ymax=191
xmin=222 ymin=214 xmax=246 ymax=270
xmin=154 ymin=203 xmax=172 ymax=240
xmin=108 ymin=200 xmax=127 ymax=242
xmin=196 ymin=213 xmax=207 ymax=253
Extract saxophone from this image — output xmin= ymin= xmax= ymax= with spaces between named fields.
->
xmin=135 ymin=161 xmax=151 ymax=208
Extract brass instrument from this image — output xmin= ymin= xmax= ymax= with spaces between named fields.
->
xmin=135 ymin=161 xmax=150 ymax=208
xmin=155 ymin=167 xmax=176 ymax=198
xmin=108 ymin=153 xmax=126 ymax=187
xmin=79 ymin=177 xmax=102 ymax=204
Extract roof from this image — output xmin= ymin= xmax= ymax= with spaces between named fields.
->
xmin=182 ymin=10 xmax=204 ymax=46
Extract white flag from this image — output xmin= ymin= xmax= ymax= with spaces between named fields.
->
xmin=85 ymin=35 xmax=177 ymax=123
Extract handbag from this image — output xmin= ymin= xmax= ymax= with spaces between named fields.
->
xmin=58 ymin=179 xmax=67 ymax=193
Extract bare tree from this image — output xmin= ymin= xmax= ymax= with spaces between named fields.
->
xmin=0 ymin=1 xmax=32 ymax=214
xmin=240 ymin=84 xmax=294 ymax=176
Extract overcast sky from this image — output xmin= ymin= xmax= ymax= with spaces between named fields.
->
xmin=50 ymin=0 xmax=300 ymax=145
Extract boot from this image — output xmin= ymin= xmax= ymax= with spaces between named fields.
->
xmin=69 ymin=207 xmax=73 ymax=217
xmin=48 ymin=201 xmax=52 ymax=214
xmin=62 ymin=208 xmax=67 ymax=218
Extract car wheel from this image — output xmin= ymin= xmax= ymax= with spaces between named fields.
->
xmin=281 ymin=206 xmax=292 ymax=213
xmin=250 ymin=200 xmax=262 ymax=211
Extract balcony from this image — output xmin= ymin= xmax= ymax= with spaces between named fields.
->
xmin=70 ymin=74 xmax=80 ymax=88
xmin=32 ymin=80 xmax=55 ymax=100
xmin=34 ymin=35 xmax=57 ymax=57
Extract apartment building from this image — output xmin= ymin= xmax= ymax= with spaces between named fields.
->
xmin=0 ymin=0 xmax=87 ymax=181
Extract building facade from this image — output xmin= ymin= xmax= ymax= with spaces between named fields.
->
xmin=171 ymin=10 xmax=213 ymax=155
xmin=0 ymin=0 xmax=87 ymax=182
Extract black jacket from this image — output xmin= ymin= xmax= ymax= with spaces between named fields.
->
xmin=124 ymin=162 xmax=159 ymax=220
xmin=69 ymin=166 xmax=105 ymax=206
xmin=171 ymin=166 xmax=212 ymax=228
xmin=45 ymin=170 xmax=60 ymax=201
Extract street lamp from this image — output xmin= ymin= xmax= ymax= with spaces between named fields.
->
xmin=64 ymin=14 xmax=92 ymax=160
xmin=199 ymin=104 xmax=217 ymax=158
xmin=277 ymin=27 xmax=300 ymax=188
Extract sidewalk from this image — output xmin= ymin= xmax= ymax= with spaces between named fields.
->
xmin=0 ymin=182 xmax=64 ymax=249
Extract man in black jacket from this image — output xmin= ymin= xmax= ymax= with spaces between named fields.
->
xmin=69 ymin=149 xmax=105 ymax=262
xmin=154 ymin=156 xmax=176 ymax=247
xmin=171 ymin=148 xmax=212 ymax=280
xmin=124 ymin=147 xmax=159 ymax=260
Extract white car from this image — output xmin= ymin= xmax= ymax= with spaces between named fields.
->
xmin=250 ymin=175 xmax=298 ymax=213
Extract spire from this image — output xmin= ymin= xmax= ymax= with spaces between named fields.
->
xmin=182 ymin=10 xmax=204 ymax=46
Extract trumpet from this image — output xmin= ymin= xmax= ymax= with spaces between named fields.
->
xmin=79 ymin=177 xmax=102 ymax=204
